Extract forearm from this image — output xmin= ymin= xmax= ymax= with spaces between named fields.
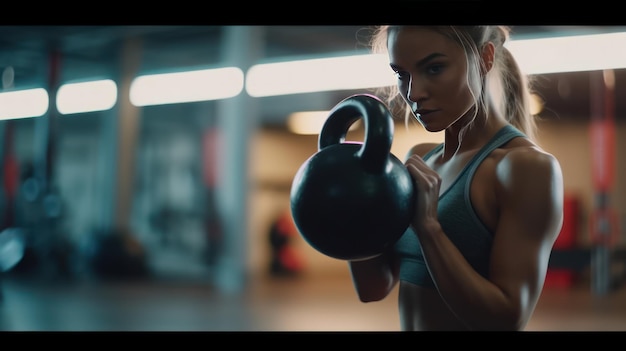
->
xmin=349 ymin=251 xmax=398 ymax=302
xmin=418 ymin=225 xmax=521 ymax=330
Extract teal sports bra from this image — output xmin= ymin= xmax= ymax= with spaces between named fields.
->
xmin=394 ymin=125 xmax=527 ymax=288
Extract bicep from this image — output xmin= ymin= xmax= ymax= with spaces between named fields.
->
xmin=489 ymin=151 xmax=564 ymax=310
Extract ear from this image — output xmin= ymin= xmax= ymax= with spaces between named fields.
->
xmin=480 ymin=42 xmax=495 ymax=75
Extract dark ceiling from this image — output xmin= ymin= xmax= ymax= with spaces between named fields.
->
xmin=2 ymin=25 xmax=626 ymax=126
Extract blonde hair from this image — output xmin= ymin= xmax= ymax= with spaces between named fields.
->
xmin=369 ymin=25 xmax=538 ymax=141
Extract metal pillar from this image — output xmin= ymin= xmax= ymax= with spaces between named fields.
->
xmin=96 ymin=37 xmax=143 ymax=233
xmin=589 ymin=69 xmax=617 ymax=296
xmin=114 ymin=37 xmax=143 ymax=230
xmin=213 ymin=26 xmax=264 ymax=293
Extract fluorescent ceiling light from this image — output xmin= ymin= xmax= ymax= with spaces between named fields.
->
xmin=0 ymin=88 xmax=48 ymax=120
xmin=130 ymin=67 xmax=244 ymax=106
xmin=248 ymin=32 xmax=626 ymax=97
xmin=57 ymin=79 xmax=117 ymax=115
xmin=506 ymin=32 xmax=626 ymax=75
xmin=3 ymin=31 xmax=624 ymax=120
xmin=246 ymin=54 xmax=395 ymax=97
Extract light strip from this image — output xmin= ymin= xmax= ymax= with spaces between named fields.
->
xmin=3 ymin=31 xmax=626 ymax=120
xmin=57 ymin=79 xmax=117 ymax=115
xmin=130 ymin=67 xmax=244 ymax=106
xmin=506 ymin=32 xmax=626 ymax=75
xmin=0 ymin=88 xmax=48 ymax=120
xmin=246 ymin=54 xmax=395 ymax=97
xmin=248 ymin=31 xmax=626 ymax=97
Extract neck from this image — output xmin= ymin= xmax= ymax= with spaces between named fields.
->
xmin=441 ymin=102 xmax=507 ymax=160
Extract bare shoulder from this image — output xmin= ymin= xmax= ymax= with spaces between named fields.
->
xmin=497 ymin=145 xmax=563 ymax=184
xmin=405 ymin=142 xmax=440 ymax=161
xmin=495 ymin=144 xmax=564 ymax=238
xmin=486 ymin=140 xmax=564 ymax=211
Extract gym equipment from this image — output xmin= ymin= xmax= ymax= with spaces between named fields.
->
xmin=0 ymin=228 xmax=25 ymax=272
xmin=84 ymin=228 xmax=149 ymax=280
xmin=290 ymin=94 xmax=415 ymax=261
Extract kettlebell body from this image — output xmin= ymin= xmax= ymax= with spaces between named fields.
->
xmin=290 ymin=94 xmax=415 ymax=261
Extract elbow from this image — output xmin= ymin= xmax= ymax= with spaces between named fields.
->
xmin=356 ymin=288 xmax=390 ymax=303
xmin=352 ymin=277 xmax=396 ymax=302
xmin=472 ymin=317 xmax=525 ymax=331
xmin=492 ymin=317 xmax=526 ymax=331
xmin=501 ymin=319 xmax=527 ymax=332
xmin=359 ymin=297 xmax=381 ymax=303
xmin=349 ymin=254 xmax=398 ymax=303
xmin=351 ymin=275 xmax=395 ymax=302
xmin=466 ymin=300 xmax=531 ymax=331
xmin=481 ymin=309 xmax=529 ymax=331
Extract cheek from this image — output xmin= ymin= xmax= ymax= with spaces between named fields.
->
xmin=457 ymin=83 xmax=477 ymax=108
xmin=444 ymin=73 xmax=477 ymax=110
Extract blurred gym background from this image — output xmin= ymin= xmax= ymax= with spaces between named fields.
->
xmin=1 ymin=25 xmax=626 ymax=331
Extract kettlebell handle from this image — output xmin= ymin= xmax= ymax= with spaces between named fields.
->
xmin=318 ymin=94 xmax=394 ymax=173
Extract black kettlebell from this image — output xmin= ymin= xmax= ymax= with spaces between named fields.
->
xmin=290 ymin=94 xmax=415 ymax=261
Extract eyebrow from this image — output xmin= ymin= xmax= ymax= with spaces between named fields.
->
xmin=389 ymin=52 xmax=447 ymax=71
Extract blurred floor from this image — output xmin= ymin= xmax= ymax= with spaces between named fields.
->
xmin=1 ymin=270 xmax=625 ymax=332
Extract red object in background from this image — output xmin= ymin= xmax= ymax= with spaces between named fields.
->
xmin=276 ymin=209 xmax=299 ymax=238
xmin=589 ymin=70 xmax=616 ymax=192
xmin=2 ymin=121 xmax=19 ymax=198
xmin=3 ymin=154 xmax=19 ymax=199
xmin=545 ymin=193 xmax=580 ymax=289
xmin=202 ymin=128 xmax=221 ymax=188
xmin=544 ymin=270 xmax=575 ymax=289
xmin=269 ymin=209 xmax=306 ymax=276
xmin=1 ymin=121 xmax=20 ymax=229
xmin=590 ymin=118 xmax=615 ymax=192
xmin=553 ymin=194 xmax=579 ymax=249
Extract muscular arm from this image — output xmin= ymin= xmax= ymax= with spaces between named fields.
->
xmin=349 ymin=248 xmax=399 ymax=302
xmin=348 ymin=143 xmax=438 ymax=303
xmin=409 ymin=148 xmax=564 ymax=330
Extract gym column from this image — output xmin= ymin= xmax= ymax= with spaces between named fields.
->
xmin=95 ymin=37 xmax=142 ymax=234
xmin=589 ymin=69 xmax=617 ymax=296
xmin=213 ymin=26 xmax=264 ymax=293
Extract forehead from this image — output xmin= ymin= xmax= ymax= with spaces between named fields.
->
xmin=387 ymin=27 xmax=463 ymax=64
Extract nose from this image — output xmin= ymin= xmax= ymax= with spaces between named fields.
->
xmin=407 ymin=76 xmax=426 ymax=104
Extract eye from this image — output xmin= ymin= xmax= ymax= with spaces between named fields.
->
xmin=426 ymin=63 xmax=444 ymax=75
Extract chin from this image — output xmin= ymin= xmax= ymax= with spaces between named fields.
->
xmin=418 ymin=120 xmax=445 ymax=133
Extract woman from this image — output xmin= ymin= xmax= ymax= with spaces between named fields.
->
xmin=349 ymin=26 xmax=564 ymax=331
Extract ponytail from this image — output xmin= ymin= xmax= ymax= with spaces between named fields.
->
xmin=498 ymin=45 xmax=538 ymax=141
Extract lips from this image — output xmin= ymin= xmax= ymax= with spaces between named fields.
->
xmin=415 ymin=109 xmax=437 ymax=117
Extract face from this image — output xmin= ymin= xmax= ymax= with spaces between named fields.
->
xmin=387 ymin=27 xmax=479 ymax=132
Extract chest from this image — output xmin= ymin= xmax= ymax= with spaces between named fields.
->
xmin=426 ymin=151 xmax=476 ymax=195
xmin=426 ymin=149 xmax=500 ymax=232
